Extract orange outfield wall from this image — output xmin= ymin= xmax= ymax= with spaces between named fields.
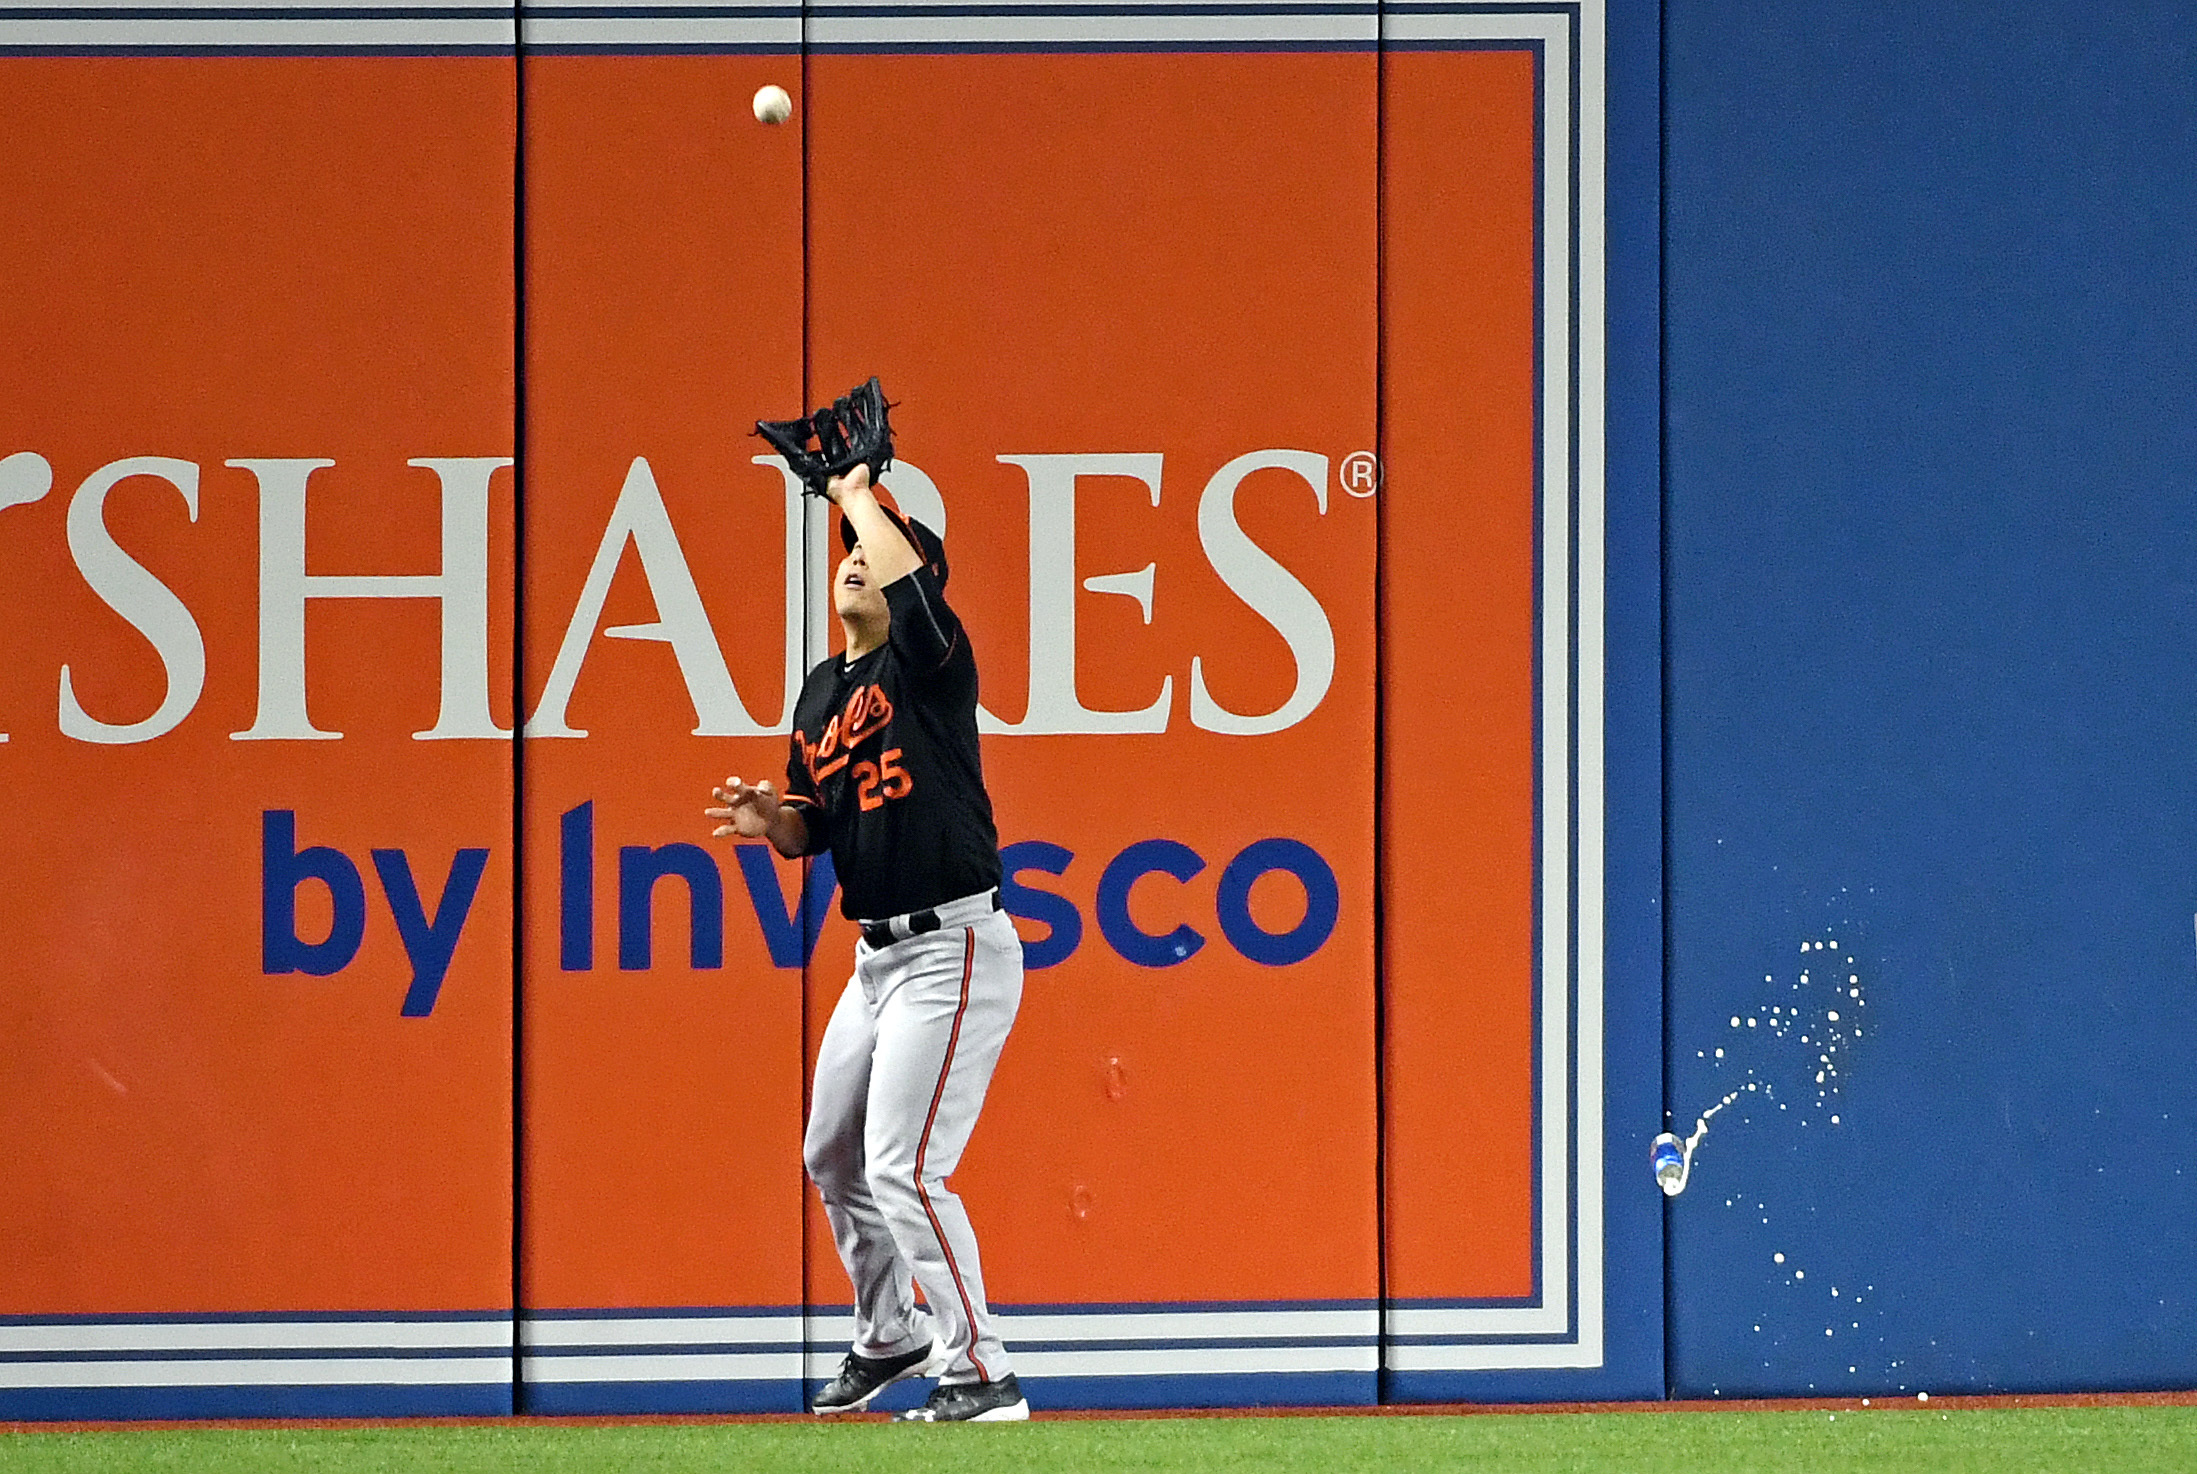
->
xmin=0 ymin=58 xmax=517 ymax=1319
xmin=0 ymin=34 xmax=1551 ymax=1418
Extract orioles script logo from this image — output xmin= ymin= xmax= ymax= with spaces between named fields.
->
xmin=799 ymin=682 xmax=895 ymax=784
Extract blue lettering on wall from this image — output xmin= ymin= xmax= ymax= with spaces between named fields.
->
xmin=371 ymin=847 xmax=490 ymax=1016
xmin=1000 ymin=840 xmax=1081 ymax=969
xmin=733 ymin=844 xmax=837 ymax=968
xmin=617 ymin=843 xmax=723 ymax=971
xmin=1214 ymin=837 xmax=1339 ymax=966
xmin=1095 ymin=838 xmax=1207 ymax=968
xmin=261 ymin=809 xmax=366 ymax=978
xmin=560 ymin=801 xmax=593 ymax=972
xmin=260 ymin=806 xmax=1345 ymax=1003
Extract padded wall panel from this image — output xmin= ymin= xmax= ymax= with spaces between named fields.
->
xmin=1378 ymin=1 xmax=1664 ymax=1400
xmin=516 ymin=51 xmax=809 ymax=1413
xmin=803 ymin=47 xmax=1381 ymax=1410
xmin=0 ymin=50 xmax=518 ymax=1416
xmin=1665 ymin=0 xmax=2197 ymax=1398
xmin=1380 ymin=46 xmax=1541 ymax=1310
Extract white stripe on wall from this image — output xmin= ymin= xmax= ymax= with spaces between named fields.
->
xmin=0 ymin=1320 xmax=510 ymax=1355
xmin=0 ymin=1356 xmax=511 ymax=1389
xmin=520 ymin=18 xmax=798 ymax=49
xmin=0 ymin=2 xmax=1595 ymax=52
xmin=1385 ymin=1341 xmax=1608 ymax=1373
xmin=1012 ymin=1345 xmax=1376 ymax=1377
xmin=0 ymin=14 xmax=515 ymax=48
xmin=521 ymin=1351 xmax=797 ymax=1383
xmin=802 ymin=13 xmax=1376 ymax=47
xmin=521 ymin=1314 xmax=801 ymax=1349
xmin=805 ymin=1307 xmax=1377 ymax=1345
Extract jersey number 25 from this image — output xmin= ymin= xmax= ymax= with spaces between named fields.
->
xmin=854 ymin=748 xmax=914 ymax=812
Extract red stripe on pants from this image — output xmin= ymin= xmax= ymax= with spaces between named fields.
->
xmin=914 ymin=926 xmax=988 ymax=1383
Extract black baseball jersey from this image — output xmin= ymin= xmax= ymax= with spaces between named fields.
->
xmin=780 ymin=564 xmax=1003 ymax=920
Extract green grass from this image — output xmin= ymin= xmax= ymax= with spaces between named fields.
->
xmin=5 ymin=1408 xmax=2197 ymax=1473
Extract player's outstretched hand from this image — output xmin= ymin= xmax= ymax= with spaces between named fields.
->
xmin=707 ymin=776 xmax=781 ymax=839
xmin=822 ymin=461 xmax=871 ymax=506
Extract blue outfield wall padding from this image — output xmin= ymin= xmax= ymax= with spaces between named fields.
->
xmin=1664 ymin=0 xmax=2197 ymax=1398
xmin=0 ymin=1384 xmax=513 ymax=1422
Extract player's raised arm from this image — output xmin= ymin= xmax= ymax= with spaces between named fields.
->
xmin=828 ymin=465 xmax=922 ymax=587
xmin=826 ymin=469 xmax=962 ymax=675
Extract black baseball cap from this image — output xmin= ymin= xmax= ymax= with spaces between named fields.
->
xmin=841 ymin=505 xmax=948 ymax=588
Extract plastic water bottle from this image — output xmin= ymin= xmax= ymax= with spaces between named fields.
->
xmin=1651 ymin=1133 xmax=1686 ymax=1197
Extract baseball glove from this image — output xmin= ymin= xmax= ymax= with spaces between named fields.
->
xmin=755 ymin=376 xmax=895 ymax=498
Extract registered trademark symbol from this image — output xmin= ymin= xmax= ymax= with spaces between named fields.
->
xmin=1340 ymin=451 xmax=1381 ymax=498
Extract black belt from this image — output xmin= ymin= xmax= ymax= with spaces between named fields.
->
xmin=860 ymin=889 xmax=1002 ymax=951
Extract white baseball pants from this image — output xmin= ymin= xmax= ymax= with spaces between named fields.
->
xmin=803 ymin=902 xmax=1023 ymax=1383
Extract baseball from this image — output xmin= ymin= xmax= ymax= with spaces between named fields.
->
xmin=752 ymin=84 xmax=792 ymax=125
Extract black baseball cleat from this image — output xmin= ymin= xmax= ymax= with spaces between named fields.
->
xmin=810 ymin=1342 xmax=940 ymax=1414
xmin=893 ymin=1373 xmax=1030 ymax=1423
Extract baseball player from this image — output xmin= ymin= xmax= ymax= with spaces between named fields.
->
xmin=707 ymin=443 xmax=1027 ymax=1424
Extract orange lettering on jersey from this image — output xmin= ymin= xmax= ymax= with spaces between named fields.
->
xmin=799 ymin=717 xmax=852 ymax=784
xmin=878 ymin=747 xmax=912 ymax=801
xmin=854 ymin=749 xmax=915 ymax=812
xmin=842 ymin=684 xmax=895 ymax=750
xmin=798 ymin=689 xmax=892 ymax=789
xmin=852 ymin=755 xmax=913 ymax=812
